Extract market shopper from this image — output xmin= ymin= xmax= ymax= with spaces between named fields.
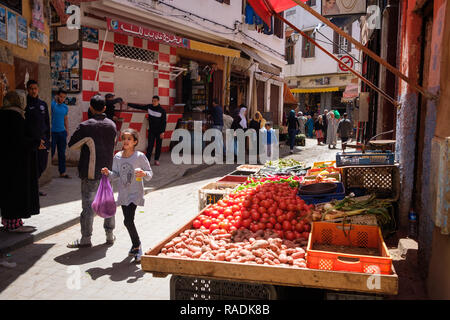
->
xmin=306 ymin=115 xmax=314 ymax=138
xmin=249 ymin=111 xmax=266 ymax=155
xmin=231 ymin=106 xmax=248 ymax=130
xmin=128 ymin=96 xmax=166 ymax=166
xmin=209 ymin=99 xmax=224 ymax=155
xmin=25 ymin=80 xmax=50 ymax=196
xmin=297 ymin=111 xmax=307 ymax=135
xmin=222 ymin=108 xmax=234 ymax=131
xmin=231 ymin=106 xmax=248 ymax=157
xmin=326 ymin=111 xmax=339 ymax=149
xmin=101 ymin=128 xmax=152 ymax=263
xmin=337 ymin=113 xmax=353 ymax=148
xmin=286 ymin=110 xmax=299 ymax=154
xmin=67 ymin=95 xmax=117 ymax=248
xmin=322 ymin=109 xmax=329 ymax=143
xmin=51 ymin=88 xmax=70 ymax=179
xmin=0 ymin=91 xmax=40 ymax=233
xmin=314 ymin=115 xmax=325 ymax=145
xmin=264 ymin=122 xmax=277 ymax=159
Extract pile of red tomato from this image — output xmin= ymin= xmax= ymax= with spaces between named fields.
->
xmin=192 ymin=181 xmax=313 ymax=241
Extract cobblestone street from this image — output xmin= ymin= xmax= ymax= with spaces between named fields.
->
xmin=0 ymin=139 xmax=339 ymax=300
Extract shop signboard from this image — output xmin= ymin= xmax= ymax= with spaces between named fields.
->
xmin=321 ymin=0 xmax=366 ymax=18
xmin=106 ymin=17 xmax=190 ymax=49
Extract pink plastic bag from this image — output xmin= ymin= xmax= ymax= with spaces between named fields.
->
xmin=92 ymin=175 xmax=116 ymax=218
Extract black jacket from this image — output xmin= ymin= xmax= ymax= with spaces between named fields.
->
xmin=286 ymin=115 xmax=299 ymax=131
xmin=25 ymin=95 xmax=50 ymax=148
xmin=314 ymin=120 xmax=325 ymax=131
xmin=68 ymin=114 xmax=117 ymax=180
xmin=128 ymin=103 xmax=167 ymax=134
xmin=0 ymin=110 xmax=40 ymax=219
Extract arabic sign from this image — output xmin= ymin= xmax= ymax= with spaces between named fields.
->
xmin=107 ymin=18 xmax=190 ymax=49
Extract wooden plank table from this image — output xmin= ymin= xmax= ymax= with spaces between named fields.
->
xmin=141 ymin=213 xmax=398 ymax=296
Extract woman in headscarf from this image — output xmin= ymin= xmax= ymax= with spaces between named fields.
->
xmin=314 ymin=115 xmax=325 ymax=145
xmin=231 ymin=106 xmax=248 ymax=130
xmin=285 ymin=109 xmax=299 ymax=154
xmin=326 ymin=111 xmax=339 ymax=149
xmin=306 ymin=115 xmax=314 ymax=138
xmin=248 ymin=111 xmax=266 ymax=155
xmin=0 ymin=91 xmax=41 ymax=232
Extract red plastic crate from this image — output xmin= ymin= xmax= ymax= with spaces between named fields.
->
xmin=217 ymin=175 xmax=248 ymax=183
xmin=306 ymin=222 xmax=393 ymax=275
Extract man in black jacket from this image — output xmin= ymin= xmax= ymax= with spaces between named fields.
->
xmin=67 ymin=95 xmax=117 ymax=248
xmin=25 ymin=80 xmax=50 ymax=196
xmin=128 ymin=95 xmax=166 ymax=166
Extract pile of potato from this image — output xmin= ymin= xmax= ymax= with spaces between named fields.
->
xmin=156 ymin=228 xmax=307 ymax=268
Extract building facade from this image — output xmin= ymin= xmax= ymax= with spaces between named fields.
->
xmin=283 ymin=0 xmax=361 ymax=118
xmin=49 ymin=0 xmax=288 ymax=161
xmin=0 ymin=0 xmax=52 ymax=184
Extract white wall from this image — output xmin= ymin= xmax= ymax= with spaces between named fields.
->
xmin=108 ymin=0 xmax=286 ymax=67
xmin=283 ymin=0 xmax=361 ymax=78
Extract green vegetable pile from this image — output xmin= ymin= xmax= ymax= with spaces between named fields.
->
xmin=329 ymin=195 xmax=394 ymax=226
xmin=264 ymin=159 xmax=306 ymax=169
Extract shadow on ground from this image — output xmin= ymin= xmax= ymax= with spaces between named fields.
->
xmin=85 ymin=256 xmax=145 ymax=284
xmin=54 ymin=244 xmax=111 ymax=266
xmin=0 ymin=243 xmax=55 ymax=293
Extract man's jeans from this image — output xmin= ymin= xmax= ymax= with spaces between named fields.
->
xmin=51 ymin=131 xmax=67 ymax=174
xmin=80 ymin=179 xmax=115 ymax=244
xmin=212 ymin=125 xmax=224 ymax=155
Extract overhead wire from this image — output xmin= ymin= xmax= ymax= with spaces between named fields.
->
xmin=142 ymin=0 xmax=286 ymax=59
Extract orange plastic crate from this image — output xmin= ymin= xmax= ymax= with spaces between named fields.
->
xmin=313 ymin=161 xmax=336 ymax=169
xmin=306 ymin=167 xmax=341 ymax=176
xmin=306 ymin=222 xmax=392 ymax=275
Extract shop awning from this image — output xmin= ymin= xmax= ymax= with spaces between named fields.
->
xmin=189 ymin=40 xmax=241 ymax=58
xmin=247 ymin=0 xmax=303 ymax=27
xmin=291 ymin=87 xmax=340 ymax=94
xmin=232 ymin=43 xmax=280 ymax=76
xmin=343 ymin=83 xmax=359 ymax=99
xmin=283 ymin=83 xmax=297 ymax=105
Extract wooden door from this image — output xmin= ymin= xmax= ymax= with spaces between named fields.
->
xmin=270 ymin=84 xmax=280 ymax=126
xmin=256 ymin=80 xmax=265 ymax=113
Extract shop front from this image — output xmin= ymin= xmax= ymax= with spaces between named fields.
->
xmin=69 ymin=13 xmax=240 ymax=156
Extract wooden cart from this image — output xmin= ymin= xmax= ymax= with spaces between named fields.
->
xmin=141 ymin=214 xmax=399 ymax=297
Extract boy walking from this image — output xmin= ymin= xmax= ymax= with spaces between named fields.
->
xmin=127 ymin=96 xmax=166 ymax=166
xmin=67 ymin=95 xmax=117 ymax=248
xmin=51 ymin=89 xmax=70 ymax=178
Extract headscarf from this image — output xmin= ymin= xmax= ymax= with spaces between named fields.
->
xmin=1 ymin=91 xmax=25 ymax=119
xmin=254 ymin=111 xmax=266 ymax=129
xmin=239 ymin=107 xmax=247 ymax=129
xmin=288 ymin=109 xmax=296 ymax=120
xmin=333 ymin=110 xmax=340 ymax=119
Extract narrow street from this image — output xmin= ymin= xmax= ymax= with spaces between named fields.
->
xmin=0 ymin=139 xmax=339 ymax=300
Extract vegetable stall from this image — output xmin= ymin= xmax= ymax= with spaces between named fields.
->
xmin=141 ymin=155 xmax=400 ymax=299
